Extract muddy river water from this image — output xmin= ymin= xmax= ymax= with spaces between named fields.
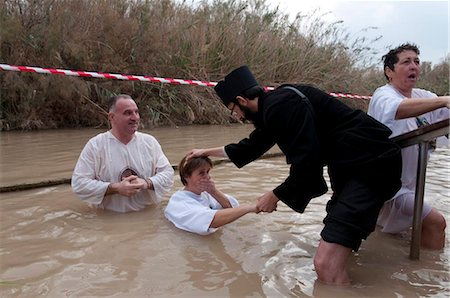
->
xmin=0 ymin=125 xmax=448 ymax=297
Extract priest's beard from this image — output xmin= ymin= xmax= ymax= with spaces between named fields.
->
xmin=240 ymin=105 xmax=263 ymax=127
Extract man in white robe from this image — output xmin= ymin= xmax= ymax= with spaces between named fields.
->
xmin=72 ymin=94 xmax=174 ymax=212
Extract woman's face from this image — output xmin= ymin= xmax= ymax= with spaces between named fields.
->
xmin=185 ymin=165 xmax=212 ymax=194
xmin=386 ymin=50 xmax=421 ymax=93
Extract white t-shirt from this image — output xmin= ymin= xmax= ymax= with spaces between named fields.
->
xmin=72 ymin=131 xmax=174 ymax=212
xmin=164 ymin=190 xmax=239 ymax=235
xmin=368 ymin=84 xmax=449 ymax=199
xmin=368 ymin=84 xmax=449 ymax=233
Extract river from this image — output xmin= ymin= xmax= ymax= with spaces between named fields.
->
xmin=0 ymin=125 xmax=449 ymax=297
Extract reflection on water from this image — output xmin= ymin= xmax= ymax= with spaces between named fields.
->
xmin=0 ymin=126 xmax=449 ymax=297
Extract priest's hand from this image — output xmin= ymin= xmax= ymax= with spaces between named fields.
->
xmin=256 ymin=191 xmax=279 ymax=213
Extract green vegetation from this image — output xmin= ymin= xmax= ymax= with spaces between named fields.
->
xmin=1 ymin=0 xmax=448 ymax=130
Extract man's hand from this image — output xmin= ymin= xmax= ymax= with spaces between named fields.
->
xmin=186 ymin=149 xmax=208 ymax=160
xmin=109 ymin=175 xmax=146 ymax=198
xmin=185 ymin=147 xmax=226 ymax=161
xmin=129 ymin=176 xmax=149 ymax=189
xmin=256 ymin=191 xmax=279 ymax=213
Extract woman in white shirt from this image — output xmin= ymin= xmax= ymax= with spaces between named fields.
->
xmin=165 ymin=156 xmax=258 ymax=235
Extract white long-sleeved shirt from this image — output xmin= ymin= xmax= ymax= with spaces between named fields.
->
xmin=72 ymin=131 xmax=174 ymax=212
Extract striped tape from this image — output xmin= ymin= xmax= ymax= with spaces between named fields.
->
xmin=0 ymin=63 xmax=371 ymax=99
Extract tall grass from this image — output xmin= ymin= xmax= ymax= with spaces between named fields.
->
xmin=1 ymin=0 xmax=448 ymax=130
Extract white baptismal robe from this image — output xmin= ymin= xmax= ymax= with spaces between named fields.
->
xmin=72 ymin=131 xmax=174 ymax=212
xmin=164 ymin=190 xmax=239 ymax=235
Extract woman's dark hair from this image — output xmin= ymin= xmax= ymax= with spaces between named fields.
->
xmin=179 ymin=156 xmax=213 ymax=186
xmin=382 ymin=43 xmax=420 ymax=81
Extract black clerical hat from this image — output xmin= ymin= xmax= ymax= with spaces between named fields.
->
xmin=214 ymin=65 xmax=259 ymax=106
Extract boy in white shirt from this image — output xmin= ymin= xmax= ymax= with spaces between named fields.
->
xmin=165 ymin=156 xmax=258 ymax=235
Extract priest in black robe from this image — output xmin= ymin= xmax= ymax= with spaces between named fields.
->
xmin=187 ymin=65 xmax=402 ymax=285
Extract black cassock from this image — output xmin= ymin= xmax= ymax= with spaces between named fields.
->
xmin=225 ymin=84 xmax=402 ymax=213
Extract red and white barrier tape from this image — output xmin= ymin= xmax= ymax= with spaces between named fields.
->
xmin=0 ymin=63 xmax=371 ymax=99
xmin=329 ymin=92 xmax=371 ymax=100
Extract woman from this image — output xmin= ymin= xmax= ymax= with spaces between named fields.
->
xmin=164 ymin=156 xmax=258 ymax=235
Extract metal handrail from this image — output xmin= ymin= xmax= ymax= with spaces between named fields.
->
xmin=391 ymin=118 xmax=449 ymax=259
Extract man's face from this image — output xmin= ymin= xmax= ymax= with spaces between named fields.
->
xmin=387 ymin=50 xmax=421 ymax=91
xmin=109 ymin=98 xmax=140 ymax=136
xmin=227 ymin=101 xmax=258 ymax=123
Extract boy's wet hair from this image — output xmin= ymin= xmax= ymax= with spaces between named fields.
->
xmin=179 ymin=156 xmax=213 ymax=186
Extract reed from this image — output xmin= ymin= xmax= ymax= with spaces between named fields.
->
xmin=1 ymin=0 xmax=448 ymax=130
